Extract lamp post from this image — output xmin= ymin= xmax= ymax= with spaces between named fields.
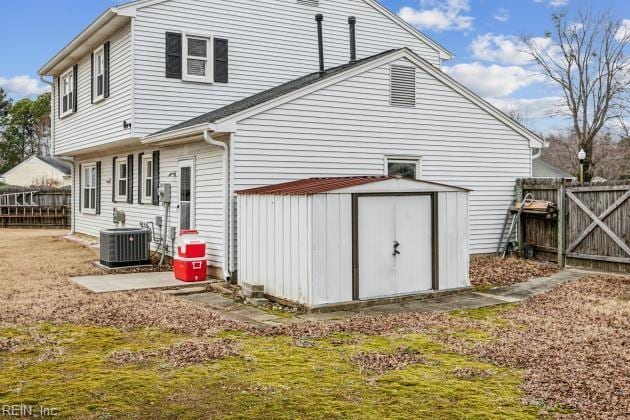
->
xmin=578 ymin=149 xmax=586 ymax=183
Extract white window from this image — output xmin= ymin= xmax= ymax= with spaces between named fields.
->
xmin=142 ymin=155 xmax=153 ymax=204
xmin=115 ymin=158 xmax=128 ymax=201
xmin=60 ymin=70 xmax=74 ymax=117
xmin=93 ymin=46 xmax=105 ymax=103
xmin=82 ymin=164 xmax=97 ymax=214
xmin=386 ymin=156 xmax=422 ymax=180
xmin=183 ymin=33 xmax=213 ymax=82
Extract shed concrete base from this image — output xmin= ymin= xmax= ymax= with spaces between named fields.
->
xmin=71 ymin=271 xmax=214 ymax=293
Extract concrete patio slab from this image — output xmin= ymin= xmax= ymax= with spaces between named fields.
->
xmin=71 ymin=271 xmax=213 ymax=293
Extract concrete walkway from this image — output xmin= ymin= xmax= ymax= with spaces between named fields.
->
xmin=180 ymin=268 xmax=592 ymax=327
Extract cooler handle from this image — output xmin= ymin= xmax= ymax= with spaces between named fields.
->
xmin=193 ymin=262 xmax=203 ymax=269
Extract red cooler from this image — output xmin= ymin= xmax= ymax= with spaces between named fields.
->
xmin=176 ymin=230 xmax=206 ymax=258
xmin=174 ymin=256 xmax=207 ymax=282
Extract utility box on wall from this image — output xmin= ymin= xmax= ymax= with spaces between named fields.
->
xmin=237 ymin=176 xmax=471 ymax=310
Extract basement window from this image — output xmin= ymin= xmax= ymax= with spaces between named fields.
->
xmin=183 ymin=33 xmax=213 ymax=83
xmin=386 ymin=156 xmax=421 ymax=180
xmin=390 ymin=65 xmax=416 ymax=107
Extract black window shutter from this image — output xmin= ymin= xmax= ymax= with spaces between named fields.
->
xmin=112 ymin=157 xmax=117 ymax=203
xmin=90 ymin=53 xmax=94 ymax=104
xmin=72 ymin=64 xmax=78 ymax=112
xmin=152 ymin=150 xmax=160 ymax=205
xmin=165 ymin=32 xmax=182 ymax=79
xmin=214 ymin=38 xmax=229 ymax=83
xmin=78 ymin=164 xmax=82 ymax=212
xmin=104 ymin=41 xmax=111 ymax=98
xmin=138 ymin=153 xmax=144 ymax=204
xmin=96 ymin=162 xmax=102 ymax=215
xmin=127 ymin=154 xmax=134 ymax=204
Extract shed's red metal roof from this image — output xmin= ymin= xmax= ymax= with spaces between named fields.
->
xmin=237 ymin=176 xmax=393 ymax=195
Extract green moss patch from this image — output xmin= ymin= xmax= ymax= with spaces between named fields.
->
xmin=0 ymin=323 xmax=545 ymax=419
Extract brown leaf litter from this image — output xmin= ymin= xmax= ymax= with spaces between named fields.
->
xmin=109 ymin=339 xmax=238 ymax=367
xmin=352 ymin=346 xmax=428 ymax=375
xmin=470 ymin=256 xmax=558 ymax=287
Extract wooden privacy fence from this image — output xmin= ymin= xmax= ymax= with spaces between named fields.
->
xmin=0 ymin=186 xmax=71 ymax=228
xmin=516 ymin=179 xmax=630 ymax=273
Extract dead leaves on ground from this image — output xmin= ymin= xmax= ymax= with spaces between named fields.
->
xmin=352 ymin=346 xmax=428 ymax=375
xmin=470 ymin=256 xmax=558 ymax=287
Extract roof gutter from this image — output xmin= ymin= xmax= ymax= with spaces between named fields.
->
xmin=141 ymin=123 xmax=212 ymax=144
xmin=203 ymin=129 xmax=232 ymax=281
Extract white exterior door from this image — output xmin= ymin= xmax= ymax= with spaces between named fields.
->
xmin=178 ymin=159 xmax=195 ymax=230
xmin=357 ymin=195 xmax=433 ymax=300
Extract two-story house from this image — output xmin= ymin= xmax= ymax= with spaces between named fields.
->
xmin=39 ymin=0 xmax=543 ymax=281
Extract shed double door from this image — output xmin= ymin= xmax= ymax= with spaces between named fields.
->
xmin=357 ymin=195 xmax=433 ymax=300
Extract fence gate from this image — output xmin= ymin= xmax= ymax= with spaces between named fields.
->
xmin=517 ymin=179 xmax=630 ymax=273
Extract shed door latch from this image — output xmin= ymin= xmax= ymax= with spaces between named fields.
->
xmin=393 ymin=240 xmax=401 ymax=256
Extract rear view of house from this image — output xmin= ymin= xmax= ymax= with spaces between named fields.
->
xmin=38 ymin=0 xmax=543 ymax=304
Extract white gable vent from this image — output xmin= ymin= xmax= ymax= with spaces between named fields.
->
xmin=390 ymin=65 xmax=416 ymax=107
xmin=297 ymin=0 xmax=319 ymax=6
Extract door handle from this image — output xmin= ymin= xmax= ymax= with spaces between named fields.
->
xmin=393 ymin=241 xmax=401 ymax=256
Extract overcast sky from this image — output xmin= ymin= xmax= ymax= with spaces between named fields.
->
xmin=0 ymin=0 xmax=628 ymax=133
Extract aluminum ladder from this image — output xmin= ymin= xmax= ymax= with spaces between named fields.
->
xmin=497 ymin=193 xmax=533 ymax=258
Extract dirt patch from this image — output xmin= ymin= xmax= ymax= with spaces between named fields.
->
xmin=472 ymin=275 xmax=630 ymax=418
xmin=109 ymin=339 xmax=238 ymax=367
xmin=0 ymin=230 xmax=239 ymax=335
xmin=469 ymin=256 xmax=558 ymax=287
xmin=452 ymin=367 xmax=495 ymax=380
xmin=352 ymin=346 xmax=428 ymax=375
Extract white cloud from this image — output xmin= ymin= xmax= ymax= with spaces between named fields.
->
xmin=398 ymin=0 xmax=474 ymax=32
xmin=470 ymin=33 xmax=557 ymax=66
xmin=615 ymin=19 xmax=630 ymax=42
xmin=487 ymin=96 xmax=565 ymax=120
xmin=444 ymin=62 xmax=545 ymax=97
xmin=533 ymin=0 xmax=568 ymax=6
xmin=493 ymin=8 xmax=510 ymax=23
xmin=0 ymin=75 xmax=49 ymax=98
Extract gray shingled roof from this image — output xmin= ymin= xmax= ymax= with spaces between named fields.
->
xmin=38 ymin=156 xmax=72 ymax=175
xmin=152 ymin=49 xmax=401 ymax=136
xmin=532 ymin=159 xmax=574 ymax=178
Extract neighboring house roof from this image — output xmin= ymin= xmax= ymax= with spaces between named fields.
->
xmin=38 ymin=0 xmax=451 ymax=76
xmin=147 ymin=48 xmax=544 ymax=148
xmin=2 ymin=156 xmax=72 ymax=178
xmin=238 ymin=176 xmax=470 ymax=195
xmin=38 ymin=156 xmax=72 ymax=175
xmin=532 ymin=159 xmax=574 ymax=179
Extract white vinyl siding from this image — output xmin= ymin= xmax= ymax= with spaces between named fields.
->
xmin=2 ymin=157 xmax=70 ymax=187
xmin=53 ymin=23 xmax=132 ymax=155
xmin=131 ymin=0 xmax=442 ymax=137
xmin=72 ymin=141 xmax=225 ymax=268
xmin=231 ymin=58 xmax=532 ymax=255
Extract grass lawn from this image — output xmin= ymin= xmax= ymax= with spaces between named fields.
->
xmin=1 ymin=230 xmax=628 ymax=418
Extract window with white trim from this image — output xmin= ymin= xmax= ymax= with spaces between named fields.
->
xmin=386 ymin=156 xmax=422 ymax=180
xmin=60 ymin=70 xmax=74 ymax=117
xmin=82 ymin=164 xmax=97 ymax=214
xmin=115 ymin=158 xmax=128 ymax=201
xmin=142 ymin=154 xmax=153 ymax=204
xmin=93 ymin=46 xmax=105 ymax=102
xmin=183 ymin=33 xmax=213 ymax=82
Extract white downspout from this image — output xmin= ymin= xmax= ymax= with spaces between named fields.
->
xmin=39 ymin=75 xmax=54 ymax=156
xmin=203 ymin=129 xmax=231 ymax=281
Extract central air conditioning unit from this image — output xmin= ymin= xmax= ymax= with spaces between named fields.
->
xmin=100 ymin=228 xmax=152 ymax=268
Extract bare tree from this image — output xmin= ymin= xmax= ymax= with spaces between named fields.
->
xmin=524 ymin=9 xmax=629 ymax=181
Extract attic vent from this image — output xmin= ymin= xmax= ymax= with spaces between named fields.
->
xmin=390 ymin=65 xmax=416 ymax=107
xmin=297 ymin=0 xmax=319 ymax=6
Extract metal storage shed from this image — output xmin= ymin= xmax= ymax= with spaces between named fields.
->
xmin=237 ymin=176 xmax=471 ymax=310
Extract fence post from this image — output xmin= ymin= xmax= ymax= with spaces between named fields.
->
xmin=516 ymin=180 xmax=524 ymax=256
xmin=557 ymin=183 xmax=566 ymax=268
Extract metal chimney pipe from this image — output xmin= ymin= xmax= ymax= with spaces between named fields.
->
xmin=315 ymin=14 xmax=325 ymax=73
xmin=348 ymin=16 xmax=357 ymax=63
